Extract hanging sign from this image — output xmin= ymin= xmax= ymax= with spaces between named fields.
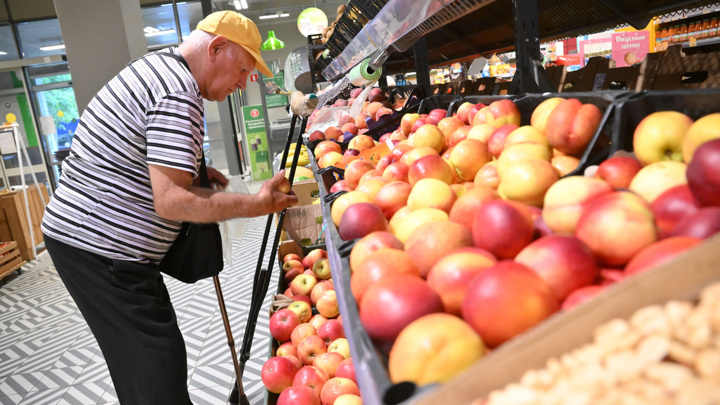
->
xmin=297 ymin=7 xmax=328 ymax=37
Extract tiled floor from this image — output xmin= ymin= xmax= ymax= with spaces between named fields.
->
xmin=0 ymin=180 xmax=282 ymax=405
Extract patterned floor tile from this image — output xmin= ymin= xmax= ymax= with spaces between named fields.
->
xmin=36 ymin=367 xmax=84 ymax=390
xmin=0 ymin=394 xmax=23 ymax=405
xmin=18 ymin=386 xmax=67 ymax=405
xmin=0 ymin=214 xmax=279 ymax=405
xmin=0 ymin=371 xmax=45 ymax=397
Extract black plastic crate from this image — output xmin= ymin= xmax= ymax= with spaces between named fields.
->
xmin=609 ymin=88 xmax=720 ymax=157
xmin=510 ymin=91 xmax=633 ymax=176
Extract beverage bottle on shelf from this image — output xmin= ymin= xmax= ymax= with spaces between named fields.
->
xmin=669 ymin=25 xmax=679 ymax=43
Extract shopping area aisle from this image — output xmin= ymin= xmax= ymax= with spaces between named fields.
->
xmin=0 ymin=185 xmax=280 ymax=405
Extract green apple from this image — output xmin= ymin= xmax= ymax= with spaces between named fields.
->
xmin=633 ymin=111 xmax=693 ymax=166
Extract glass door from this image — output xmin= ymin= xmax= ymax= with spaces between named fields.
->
xmin=25 ymin=62 xmax=78 ymax=189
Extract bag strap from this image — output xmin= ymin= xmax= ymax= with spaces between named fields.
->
xmin=198 ymin=149 xmax=210 ymax=189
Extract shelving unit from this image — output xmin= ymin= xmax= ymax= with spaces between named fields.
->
xmin=307 ymin=0 xmax=720 ymax=404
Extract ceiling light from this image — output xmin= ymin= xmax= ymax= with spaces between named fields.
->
xmin=0 ymin=51 xmax=6 ymax=55
xmin=233 ymin=0 xmax=248 ymax=9
xmin=145 ymin=29 xmax=176 ymax=37
xmin=144 ymin=26 xmax=159 ymax=33
xmin=259 ymin=14 xmax=279 ymax=19
xmin=240 ymin=0 xmax=248 ymax=8
xmin=40 ymin=44 xmax=65 ymax=51
xmin=279 ymin=13 xmax=289 ymax=17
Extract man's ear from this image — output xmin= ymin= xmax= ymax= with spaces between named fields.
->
xmin=208 ymin=35 xmax=230 ymax=60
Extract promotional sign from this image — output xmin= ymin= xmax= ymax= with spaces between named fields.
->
xmin=261 ymin=71 xmax=289 ymax=108
xmin=241 ymin=105 xmax=272 ymax=181
xmin=611 ymin=30 xmax=650 ymax=67
xmin=297 ymin=7 xmax=328 ymax=37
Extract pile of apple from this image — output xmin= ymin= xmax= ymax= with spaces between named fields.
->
xmin=307 ymin=97 xmax=720 ymax=389
xmin=262 ymin=248 xmax=363 ymax=405
xmin=307 ymin=87 xmax=405 ymax=142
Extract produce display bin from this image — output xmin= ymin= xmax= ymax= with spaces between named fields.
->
xmin=608 ymin=88 xmax=720 ymax=157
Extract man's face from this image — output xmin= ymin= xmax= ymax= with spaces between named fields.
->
xmin=203 ymin=41 xmax=256 ymax=101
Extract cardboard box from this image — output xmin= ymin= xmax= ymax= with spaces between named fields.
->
xmin=650 ymin=44 xmax=720 ymax=90
xmin=283 ymin=203 xmax=325 ymax=248
xmin=0 ymin=184 xmax=50 ymax=261
xmin=292 ymin=179 xmax=320 ymax=206
xmin=561 ymin=56 xmax=610 ymax=92
xmin=410 ymin=235 xmax=720 ymax=404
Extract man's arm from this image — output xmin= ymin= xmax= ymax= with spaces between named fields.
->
xmin=149 ymin=164 xmax=297 ymax=223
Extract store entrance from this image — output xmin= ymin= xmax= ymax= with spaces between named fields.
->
xmin=25 ymin=62 xmax=78 ymax=190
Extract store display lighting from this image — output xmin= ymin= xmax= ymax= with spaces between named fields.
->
xmin=39 ymin=44 xmax=65 ymax=51
xmin=0 ymin=51 xmax=6 ymax=55
xmin=261 ymin=31 xmax=285 ymax=50
xmin=233 ymin=0 xmax=248 ymax=10
xmin=259 ymin=14 xmax=279 ymax=19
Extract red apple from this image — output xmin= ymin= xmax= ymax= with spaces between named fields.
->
xmin=310 ymin=281 xmax=335 ymax=306
xmin=575 ymin=191 xmax=657 ymax=267
xmin=276 ymin=342 xmax=297 ymax=358
xmin=561 ymin=285 xmax=608 ymax=311
xmin=351 ymin=248 xmax=420 ymax=303
xmin=292 ymin=294 xmax=312 ymax=306
xmin=316 ymin=290 xmax=340 ymax=319
xmin=344 ymin=160 xmax=375 ymax=190
xmin=297 ymin=335 xmax=328 ymax=365
xmin=269 ymin=309 xmax=301 ymax=343
xmin=487 ymin=124 xmax=519 ymax=158
xmin=338 ymin=115 xmax=354 ymax=127
xmin=338 ymin=202 xmax=389 ymax=241
xmin=625 ymin=236 xmax=702 ymax=275
xmin=283 ymin=253 xmax=302 ymax=263
xmin=320 ymin=378 xmax=360 ymax=405
xmin=382 ymin=162 xmax=410 ymax=183
xmin=335 ymin=358 xmax=356 ymax=384
xmin=408 ymin=154 xmax=454 ymax=186
xmin=651 ymin=185 xmax=701 ymax=239
xmin=360 ymin=274 xmax=443 ymax=342
xmin=314 ymin=141 xmax=342 ymax=160
xmin=317 ymin=319 xmax=345 ymax=345
xmin=324 ymin=126 xmax=342 ymax=141
xmin=329 ymin=180 xmax=351 ymax=194
xmin=282 ymin=259 xmax=304 ymax=273
xmin=456 ymin=102 xmax=476 ymax=124
xmin=426 ymin=247 xmax=497 ymax=316
xmin=545 ymin=99 xmax=602 ymax=155
xmin=438 ymin=117 xmax=466 ymax=144
xmin=472 ymin=199 xmax=535 ymax=259
xmin=449 ymin=186 xmax=498 ymax=231
xmin=291 ymin=323 xmax=318 ymax=348
xmin=514 ymin=235 xmax=600 ymax=301
xmin=670 ymin=207 xmax=720 ymax=239
xmin=374 ymin=181 xmax=412 ymax=220
xmin=262 ymin=356 xmax=301 ymax=393
xmin=278 ymin=386 xmax=321 ymax=405
xmin=410 ymin=118 xmax=427 ymax=134
xmin=292 ymin=365 xmax=329 ymax=399
xmin=404 ymin=220 xmax=474 ymax=278
xmin=312 ymin=352 xmax=345 ymax=379
xmin=468 ymin=103 xmax=487 ymax=125
xmin=686 ymin=138 xmax=720 ymax=207
xmin=308 ymin=130 xmax=325 ymax=142
xmin=462 ymin=261 xmax=559 ymax=348
xmin=303 ymin=249 xmax=328 ymax=270
xmin=595 ymin=156 xmax=643 ymax=189
xmin=448 ymin=125 xmax=472 ymax=147
xmin=284 ymin=268 xmax=303 ymax=284
xmin=349 ymin=231 xmax=405 ymax=272
xmin=401 ymin=113 xmax=421 ymax=136
xmin=290 ymin=274 xmax=318 ymax=297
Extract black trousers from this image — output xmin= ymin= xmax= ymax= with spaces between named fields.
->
xmin=44 ymin=235 xmax=192 ymax=405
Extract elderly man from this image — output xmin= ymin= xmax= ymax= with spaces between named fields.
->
xmin=41 ymin=11 xmax=297 ymax=404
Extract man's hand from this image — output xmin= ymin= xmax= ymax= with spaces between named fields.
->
xmin=259 ymin=170 xmax=298 ymax=213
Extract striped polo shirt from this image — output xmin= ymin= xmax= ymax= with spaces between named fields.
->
xmin=41 ymin=47 xmax=204 ymax=264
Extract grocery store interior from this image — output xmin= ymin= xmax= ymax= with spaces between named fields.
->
xmin=2 ymin=0 xmax=720 ymax=404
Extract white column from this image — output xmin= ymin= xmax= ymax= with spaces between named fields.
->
xmin=53 ymin=0 xmax=147 ymax=113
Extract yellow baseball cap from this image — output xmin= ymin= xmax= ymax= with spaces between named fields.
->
xmin=197 ymin=11 xmax=273 ymax=78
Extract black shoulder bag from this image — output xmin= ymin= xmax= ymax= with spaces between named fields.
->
xmin=159 ymin=151 xmax=225 ymax=283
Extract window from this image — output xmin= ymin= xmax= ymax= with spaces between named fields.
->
xmin=0 ymin=24 xmax=19 ymax=61
xmin=16 ymin=19 xmax=64 ymax=59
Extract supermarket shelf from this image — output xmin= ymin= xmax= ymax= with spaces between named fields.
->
xmin=323 ymin=0 xmax=720 ymax=81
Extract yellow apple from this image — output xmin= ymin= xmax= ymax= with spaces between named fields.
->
xmin=682 ymin=113 xmax=720 ymax=163
xmin=497 ymin=159 xmax=559 ymax=207
xmin=633 ymin=111 xmax=693 ymax=166
xmin=628 ymin=161 xmax=687 ymax=204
